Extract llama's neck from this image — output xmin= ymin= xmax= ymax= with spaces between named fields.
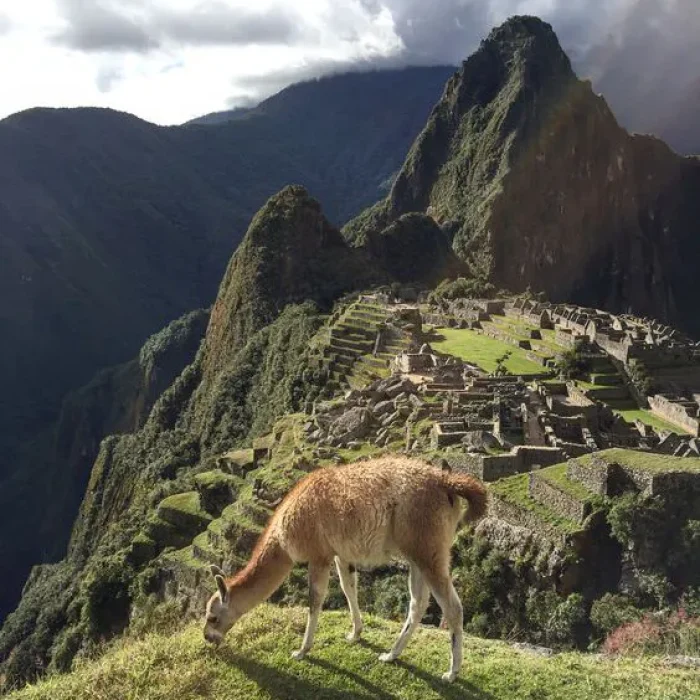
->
xmin=228 ymin=530 xmax=293 ymax=614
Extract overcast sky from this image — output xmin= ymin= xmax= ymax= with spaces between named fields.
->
xmin=0 ymin=0 xmax=696 ymax=125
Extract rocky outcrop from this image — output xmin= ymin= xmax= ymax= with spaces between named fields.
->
xmin=362 ymin=213 xmax=466 ymax=285
xmin=345 ymin=16 xmax=700 ymax=337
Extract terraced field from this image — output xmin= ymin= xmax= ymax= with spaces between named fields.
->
xmin=315 ymin=301 xmax=412 ymax=394
xmin=431 ymin=328 xmax=551 ymax=376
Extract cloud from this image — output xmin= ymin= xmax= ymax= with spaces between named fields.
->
xmin=2 ymin=0 xmax=698 ymax=136
xmin=0 ymin=13 xmax=11 ymax=36
xmin=226 ymin=1 xmax=700 ymax=136
xmin=96 ymin=64 xmax=123 ymax=93
xmin=156 ymin=3 xmax=305 ymax=47
xmin=53 ymin=0 xmax=158 ymax=53
xmin=52 ymin=0 xmax=308 ymax=53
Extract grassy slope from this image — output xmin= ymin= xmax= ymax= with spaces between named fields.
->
xmin=593 ymin=448 xmax=700 ymax=474
xmin=431 ymin=329 xmax=548 ymax=376
xmin=10 ymin=606 xmax=698 ymax=700
xmin=489 ymin=474 xmax=580 ymax=534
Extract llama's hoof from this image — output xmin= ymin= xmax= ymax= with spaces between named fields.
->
xmin=291 ymin=649 xmax=308 ymax=661
xmin=378 ymin=652 xmax=396 ymax=663
xmin=441 ymin=671 xmax=457 ymax=683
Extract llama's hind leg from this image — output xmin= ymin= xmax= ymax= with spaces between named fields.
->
xmin=378 ymin=563 xmax=429 ymax=663
xmin=292 ymin=561 xmax=331 ymax=660
xmin=335 ymin=557 xmax=363 ymax=642
xmin=422 ymin=569 xmax=463 ymax=682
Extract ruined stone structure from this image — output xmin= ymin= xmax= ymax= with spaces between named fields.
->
xmin=648 ymin=394 xmax=700 ymax=437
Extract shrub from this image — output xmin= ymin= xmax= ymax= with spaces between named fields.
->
xmin=603 ymin=609 xmax=700 ymax=657
xmin=545 ymin=593 xmax=587 ymax=648
xmin=680 ymin=587 xmax=700 ymax=618
xmin=590 ymin=594 xmax=643 ymax=638
xmin=369 ymin=572 xmax=411 ymax=621
xmin=427 ymin=276 xmax=495 ymax=304
xmin=555 ymin=348 xmax=589 ymax=380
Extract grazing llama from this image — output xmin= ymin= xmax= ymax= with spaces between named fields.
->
xmin=203 ymin=455 xmax=487 ymax=682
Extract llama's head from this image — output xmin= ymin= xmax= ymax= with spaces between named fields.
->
xmin=203 ymin=565 xmax=242 ymax=644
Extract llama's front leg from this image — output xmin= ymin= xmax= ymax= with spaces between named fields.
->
xmin=291 ymin=561 xmax=330 ymax=660
xmin=379 ymin=563 xmax=429 ymax=663
xmin=335 ymin=557 xmax=363 ymax=642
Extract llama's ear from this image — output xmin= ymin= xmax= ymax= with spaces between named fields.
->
xmin=215 ymin=575 xmax=228 ymax=602
xmin=209 ymin=564 xmax=225 ymax=578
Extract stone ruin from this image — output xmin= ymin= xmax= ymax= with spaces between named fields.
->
xmin=648 ymin=394 xmax=700 ymax=437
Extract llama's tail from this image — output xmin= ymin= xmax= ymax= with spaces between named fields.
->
xmin=439 ymin=472 xmax=488 ymax=523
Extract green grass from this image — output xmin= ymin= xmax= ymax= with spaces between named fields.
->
xmin=431 ymin=329 xmax=548 ymax=376
xmin=592 ymin=448 xmax=700 ymax=474
xmin=161 ymin=545 xmax=203 ymax=570
xmin=195 ymin=470 xmax=244 ymax=489
xmin=10 ymin=605 xmax=699 ymax=700
xmin=158 ymin=492 xmax=210 ymax=520
xmin=612 ymin=408 xmax=693 ymax=435
xmin=489 ymin=474 xmax=580 ymax=534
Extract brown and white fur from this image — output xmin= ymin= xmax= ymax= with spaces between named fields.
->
xmin=203 ymin=455 xmax=487 ymax=682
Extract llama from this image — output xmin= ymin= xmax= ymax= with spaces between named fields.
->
xmin=202 ymin=455 xmax=487 ymax=682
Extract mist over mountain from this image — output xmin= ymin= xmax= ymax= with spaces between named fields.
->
xmin=345 ymin=16 xmax=700 ymax=336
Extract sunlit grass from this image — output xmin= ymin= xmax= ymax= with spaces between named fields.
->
xmin=431 ymin=329 xmax=549 ymax=376
xmin=10 ymin=605 xmax=699 ymax=700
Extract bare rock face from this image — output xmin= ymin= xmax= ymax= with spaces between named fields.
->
xmin=329 ymin=407 xmax=374 ymax=442
xmin=345 ymin=16 xmax=700 ymax=337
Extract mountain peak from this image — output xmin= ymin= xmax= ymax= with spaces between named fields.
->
xmin=204 ymin=186 xmax=383 ymax=377
xmin=479 ymin=15 xmax=573 ymax=75
xmin=486 ymin=14 xmax=560 ymax=44
xmin=345 ymin=16 xmax=700 ymax=336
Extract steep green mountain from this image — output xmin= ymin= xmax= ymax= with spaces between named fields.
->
xmin=0 ymin=66 xmax=453 ymax=621
xmin=344 ymin=17 xmax=700 ymax=337
xmin=0 ymin=309 xmax=208 ymax=632
xmin=0 ymin=187 xmax=382 ymax=685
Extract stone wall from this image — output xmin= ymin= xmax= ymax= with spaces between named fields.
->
xmin=488 ymin=494 xmax=576 ymax=546
xmin=595 ymin=333 xmax=630 ymax=363
xmin=514 ymin=445 xmax=565 ymax=469
xmin=649 ymin=395 xmax=700 ymax=436
xmin=566 ymin=457 xmax=611 ymax=495
xmin=567 ymin=384 xmax=595 ymax=407
xmin=528 ymin=472 xmax=591 ymax=523
xmin=446 ymin=446 xmax=564 ymax=481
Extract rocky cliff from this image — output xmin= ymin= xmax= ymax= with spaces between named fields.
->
xmin=345 ymin=16 xmax=700 ymax=337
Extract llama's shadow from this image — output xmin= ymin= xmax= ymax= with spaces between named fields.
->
xmin=356 ymin=638 xmax=493 ymax=700
xmin=217 ymin=641 xmax=493 ymax=699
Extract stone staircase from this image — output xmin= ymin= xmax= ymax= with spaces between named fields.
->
xmin=581 ymin=354 xmax=632 ymax=402
xmin=318 ymin=301 xmax=412 ymax=393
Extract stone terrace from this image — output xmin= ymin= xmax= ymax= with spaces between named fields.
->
xmin=488 ymin=448 xmax=700 ymax=546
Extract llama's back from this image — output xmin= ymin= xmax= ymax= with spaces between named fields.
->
xmin=274 ymin=456 xmax=464 ymax=566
